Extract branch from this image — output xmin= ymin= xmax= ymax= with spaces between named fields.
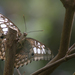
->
xmin=31 ymin=53 xmax=75 ymax=75
xmin=32 ymin=0 xmax=75 ymax=75
xmin=3 ymin=27 xmax=17 ymax=75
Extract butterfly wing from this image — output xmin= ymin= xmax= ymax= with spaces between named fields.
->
xmin=0 ymin=13 xmax=21 ymax=60
xmin=0 ymin=13 xmax=54 ymax=68
xmin=15 ymin=38 xmax=54 ymax=68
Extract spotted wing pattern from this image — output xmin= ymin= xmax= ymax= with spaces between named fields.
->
xmin=0 ymin=13 xmax=21 ymax=60
xmin=14 ymin=38 xmax=54 ymax=68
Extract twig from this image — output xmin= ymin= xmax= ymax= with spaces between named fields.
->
xmin=3 ymin=27 xmax=17 ymax=75
xmin=69 ymin=43 xmax=75 ymax=50
xmin=73 ymin=72 xmax=75 ymax=75
xmin=66 ymin=43 xmax=75 ymax=55
xmin=67 ymin=47 xmax=75 ymax=55
xmin=16 ymin=68 xmax=21 ymax=75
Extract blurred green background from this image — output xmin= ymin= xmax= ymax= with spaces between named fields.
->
xmin=0 ymin=0 xmax=75 ymax=75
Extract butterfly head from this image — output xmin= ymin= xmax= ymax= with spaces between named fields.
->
xmin=23 ymin=32 xmax=27 ymax=37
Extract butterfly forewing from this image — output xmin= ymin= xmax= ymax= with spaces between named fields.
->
xmin=0 ymin=14 xmax=21 ymax=36
xmin=14 ymin=38 xmax=54 ymax=68
xmin=0 ymin=13 xmax=21 ymax=60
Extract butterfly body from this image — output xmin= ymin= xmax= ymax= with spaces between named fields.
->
xmin=0 ymin=13 xmax=54 ymax=68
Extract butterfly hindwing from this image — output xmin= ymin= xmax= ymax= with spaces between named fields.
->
xmin=15 ymin=38 xmax=54 ymax=68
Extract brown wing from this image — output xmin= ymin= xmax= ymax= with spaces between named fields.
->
xmin=14 ymin=38 xmax=54 ymax=68
xmin=0 ymin=13 xmax=21 ymax=60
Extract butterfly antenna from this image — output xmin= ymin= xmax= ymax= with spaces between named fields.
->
xmin=27 ymin=30 xmax=43 ymax=33
xmin=23 ymin=15 xmax=27 ymax=32
xmin=23 ymin=15 xmax=43 ymax=34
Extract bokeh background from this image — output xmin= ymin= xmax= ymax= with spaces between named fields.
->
xmin=0 ymin=0 xmax=75 ymax=75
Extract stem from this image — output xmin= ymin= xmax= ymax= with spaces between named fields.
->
xmin=3 ymin=27 xmax=17 ymax=75
xmin=58 ymin=8 xmax=74 ymax=57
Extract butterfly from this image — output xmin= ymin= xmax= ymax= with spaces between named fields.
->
xmin=0 ymin=13 xmax=54 ymax=68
